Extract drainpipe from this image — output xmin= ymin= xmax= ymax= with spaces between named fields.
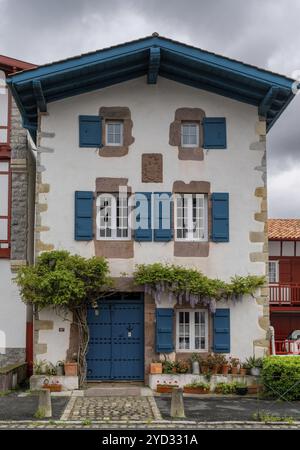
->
xmin=269 ymin=326 xmax=275 ymax=355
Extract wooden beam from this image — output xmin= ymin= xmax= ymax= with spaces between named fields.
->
xmin=258 ymin=86 xmax=279 ymax=116
xmin=147 ymin=47 xmax=160 ymax=84
xmin=32 ymin=80 xmax=47 ymax=113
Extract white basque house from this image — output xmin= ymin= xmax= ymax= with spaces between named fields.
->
xmin=8 ymin=35 xmax=297 ymax=383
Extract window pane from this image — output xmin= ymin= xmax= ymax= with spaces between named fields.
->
xmin=0 ymin=162 xmax=9 ymax=172
xmin=0 ymin=173 xmax=9 ymax=216
xmin=0 ymin=129 xmax=7 ymax=143
xmin=268 ymin=261 xmax=277 ymax=283
xmin=0 ymin=218 xmax=8 ymax=240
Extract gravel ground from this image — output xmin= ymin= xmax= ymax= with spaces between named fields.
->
xmin=0 ymin=391 xmax=68 ymax=421
xmin=155 ymin=396 xmax=300 ymax=421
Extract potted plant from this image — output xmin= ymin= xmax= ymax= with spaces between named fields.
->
xmin=230 ymin=357 xmax=240 ymax=375
xmin=215 ymin=382 xmax=237 ymax=394
xmin=245 ymin=356 xmax=263 ymax=376
xmin=64 ymin=356 xmax=78 ymax=376
xmin=221 ymin=356 xmax=230 ymax=375
xmin=235 ymin=382 xmax=248 ymax=396
xmin=191 ymin=354 xmax=200 ymax=375
xmin=156 ymin=382 xmax=178 ymax=393
xmin=150 ymin=361 xmax=163 ymax=374
xmin=198 ymin=354 xmax=210 ymax=374
xmin=175 ymin=360 xmax=190 ymax=374
xmin=239 ymin=362 xmax=247 ymax=376
xmin=184 ymin=381 xmax=210 ymax=394
xmin=213 ymin=354 xmax=226 ymax=374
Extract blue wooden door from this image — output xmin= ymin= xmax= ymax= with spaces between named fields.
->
xmin=86 ymin=294 xmax=144 ymax=380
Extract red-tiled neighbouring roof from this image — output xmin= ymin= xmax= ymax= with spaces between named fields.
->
xmin=268 ymin=219 xmax=300 ymax=240
xmin=0 ymin=55 xmax=36 ymax=72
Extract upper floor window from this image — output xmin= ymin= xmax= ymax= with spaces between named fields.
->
xmin=269 ymin=260 xmax=279 ymax=283
xmin=96 ymin=193 xmax=129 ymax=240
xmin=181 ymin=123 xmax=199 ymax=147
xmin=176 ymin=309 xmax=208 ymax=352
xmin=175 ymin=193 xmax=208 ymax=241
xmin=106 ymin=121 xmax=123 ymax=146
xmin=0 ymin=160 xmax=10 ymax=257
xmin=0 ymin=70 xmax=9 ymax=144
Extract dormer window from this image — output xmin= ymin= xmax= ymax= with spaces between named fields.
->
xmin=181 ymin=123 xmax=199 ymax=147
xmin=106 ymin=121 xmax=123 ymax=146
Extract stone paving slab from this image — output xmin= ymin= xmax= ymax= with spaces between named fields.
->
xmin=61 ymin=396 xmax=162 ymax=421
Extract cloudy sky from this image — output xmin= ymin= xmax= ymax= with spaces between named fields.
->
xmin=1 ymin=0 xmax=300 ymax=217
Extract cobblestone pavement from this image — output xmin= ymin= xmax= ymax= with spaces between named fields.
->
xmin=0 ymin=420 xmax=300 ymax=429
xmin=61 ymin=396 xmax=162 ymax=421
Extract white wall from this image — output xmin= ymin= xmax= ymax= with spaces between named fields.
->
xmin=40 ymin=76 xmax=264 ymax=280
xmin=0 ymin=260 xmax=26 ymax=348
xmin=37 ymin=76 xmax=266 ymax=361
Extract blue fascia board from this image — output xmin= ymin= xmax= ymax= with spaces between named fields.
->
xmin=6 ymin=35 xmax=296 ymax=140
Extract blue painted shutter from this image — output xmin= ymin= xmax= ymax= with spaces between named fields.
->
xmin=134 ymin=192 xmax=152 ymax=241
xmin=154 ymin=192 xmax=173 ymax=242
xmin=156 ymin=308 xmax=174 ymax=353
xmin=75 ymin=191 xmax=94 ymax=240
xmin=79 ymin=115 xmax=102 ymax=147
xmin=211 ymin=192 xmax=229 ymax=242
xmin=203 ymin=117 xmax=227 ymax=149
xmin=213 ymin=308 xmax=230 ymax=353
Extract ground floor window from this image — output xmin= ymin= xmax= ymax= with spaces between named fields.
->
xmin=176 ymin=309 xmax=208 ymax=352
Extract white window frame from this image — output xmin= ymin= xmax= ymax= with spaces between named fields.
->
xmin=96 ymin=193 xmax=130 ymax=241
xmin=181 ymin=122 xmax=199 ymax=148
xmin=105 ymin=121 xmax=123 ymax=146
xmin=268 ymin=260 xmax=279 ymax=284
xmin=176 ymin=309 xmax=208 ymax=352
xmin=175 ymin=193 xmax=208 ymax=242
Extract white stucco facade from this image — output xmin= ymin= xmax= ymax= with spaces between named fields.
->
xmin=0 ymin=260 xmax=26 ymax=350
xmin=36 ymin=76 xmax=267 ymax=365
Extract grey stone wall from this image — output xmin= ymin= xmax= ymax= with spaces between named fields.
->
xmin=10 ymin=98 xmax=35 ymax=262
xmin=0 ymin=348 xmax=26 ymax=368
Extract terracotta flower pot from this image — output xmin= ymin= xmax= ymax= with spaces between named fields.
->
xmin=150 ymin=363 xmax=162 ymax=374
xmin=42 ymin=383 xmax=62 ymax=392
xmin=212 ymin=365 xmax=220 ymax=375
xmin=240 ymin=368 xmax=247 ymax=376
xmin=231 ymin=366 xmax=239 ymax=375
xmin=222 ymin=364 xmax=229 ymax=375
xmin=64 ymin=362 xmax=78 ymax=376
xmin=184 ymin=387 xmax=210 ymax=394
xmin=201 ymin=365 xmax=210 ymax=374
xmin=156 ymin=385 xmax=175 ymax=393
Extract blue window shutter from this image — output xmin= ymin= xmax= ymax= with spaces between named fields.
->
xmin=156 ymin=308 xmax=174 ymax=353
xmin=211 ymin=192 xmax=229 ymax=242
xmin=213 ymin=308 xmax=230 ymax=353
xmin=203 ymin=117 xmax=227 ymax=149
xmin=79 ymin=115 xmax=102 ymax=147
xmin=134 ymin=192 xmax=152 ymax=241
xmin=75 ymin=191 xmax=94 ymax=240
xmin=154 ymin=192 xmax=173 ymax=242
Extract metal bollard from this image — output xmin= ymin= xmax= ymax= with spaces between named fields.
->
xmin=170 ymin=387 xmax=185 ymax=418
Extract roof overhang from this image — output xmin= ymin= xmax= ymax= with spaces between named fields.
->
xmin=6 ymin=35 xmax=298 ymax=143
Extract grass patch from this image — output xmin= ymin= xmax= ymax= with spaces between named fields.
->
xmin=253 ymin=411 xmax=294 ymax=424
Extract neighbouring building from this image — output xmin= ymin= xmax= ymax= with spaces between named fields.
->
xmin=0 ymin=55 xmax=36 ymax=370
xmin=7 ymin=34 xmax=297 ymax=383
xmin=268 ymin=219 xmax=300 ymax=354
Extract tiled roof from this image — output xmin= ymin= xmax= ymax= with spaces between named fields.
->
xmin=268 ymin=219 xmax=300 ymax=240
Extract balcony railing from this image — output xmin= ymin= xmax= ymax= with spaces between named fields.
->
xmin=269 ymin=284 xmax=300 ymax=306
xmin=275 ymin=339 xmax=300 ymax=355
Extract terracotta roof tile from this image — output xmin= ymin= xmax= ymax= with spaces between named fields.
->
xmin=268 ymin=219 xmax=300 ymax=240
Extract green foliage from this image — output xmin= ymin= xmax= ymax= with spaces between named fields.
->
xmin=245 ymin=356 xmax=264 ymax=369
xmin=33 ymin=360 xmax=57 ymax=376
xmin=162 ymin=360 xmax=190 ymax=374
xmin=133 ymin=263 xmax=265 ymax=304
xmin=261 ymin=356 xmax=300 ymax=401
xmin=253 ymin=411 xmax=294 ymax=423
xmin=15 ymin=250 xmax=112 ymax=310
xmin=185 ymin=380 xmax=210 ymax=389
xmin=34 ymin=408 xmax=46 ymax=419
xmin=215 ymin=382 xmax=237 ymax=394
